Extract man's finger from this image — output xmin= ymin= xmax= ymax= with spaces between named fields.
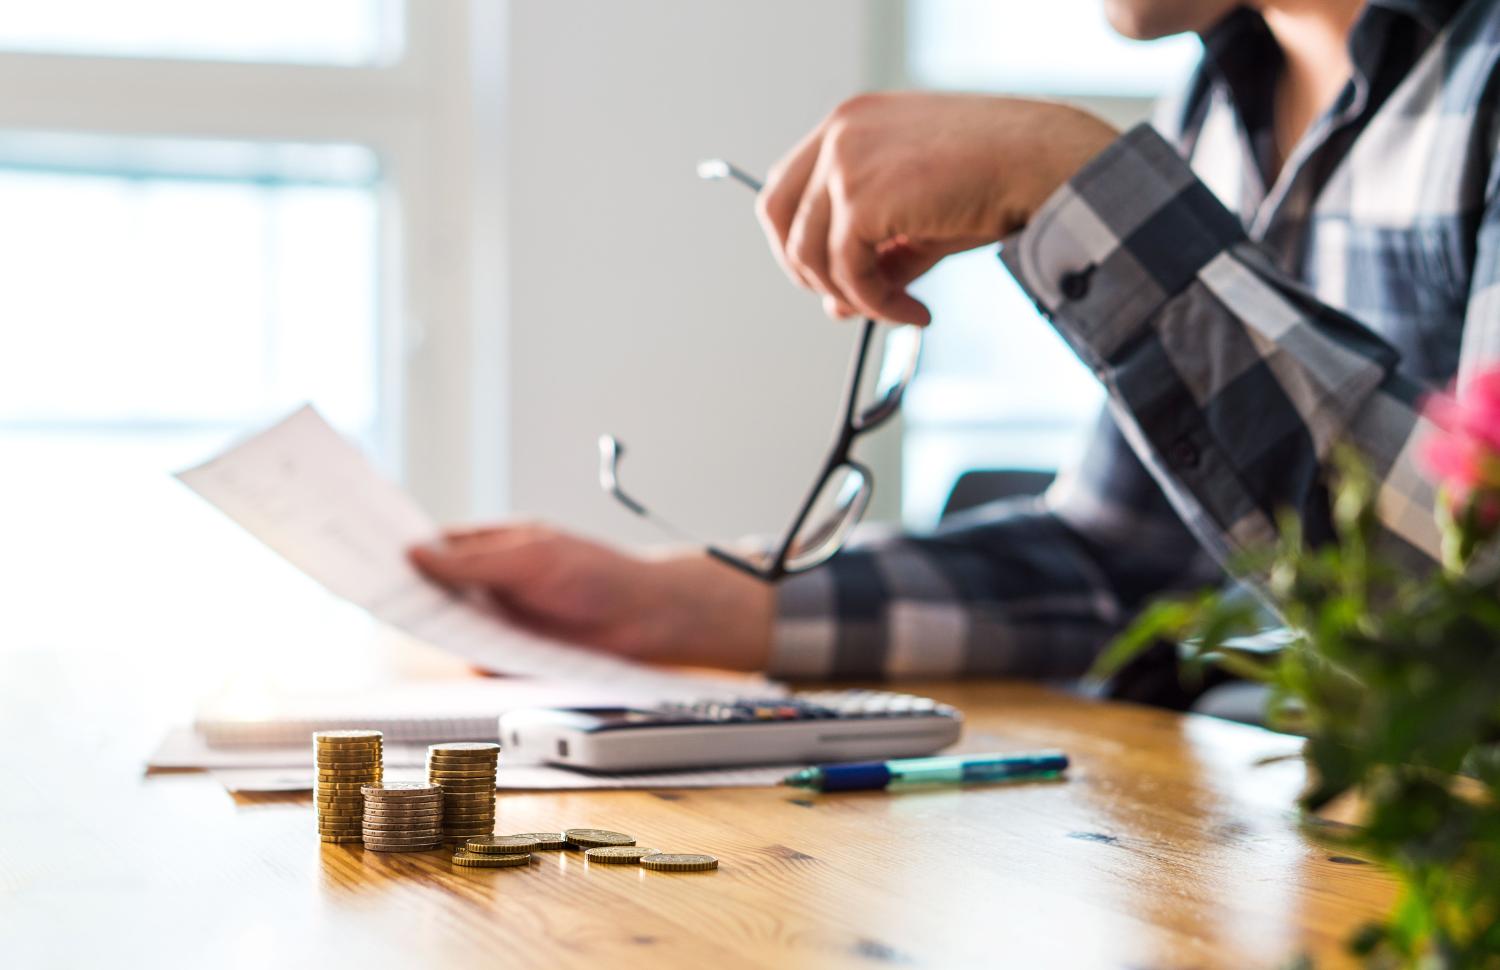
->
xmin=786 ymin=180 xmax=841 ymax=305
xmin=828 ymin=213 xmax=932 ymax=326
xmin=409 ymin=538 xmax=541 ymax=589
xmin=756 ymin=120 xmax=828 ymax=284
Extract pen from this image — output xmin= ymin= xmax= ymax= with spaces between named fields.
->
xmin=781 ymin=751 xmax=1069 ymax=792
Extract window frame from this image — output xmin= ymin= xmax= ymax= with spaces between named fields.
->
xmin=0 ymin=1 xmax=509 ymax=520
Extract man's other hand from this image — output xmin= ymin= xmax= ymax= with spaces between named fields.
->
xmin=408 ymin=524 xmax=775 ymax=672
xmin=757 ymin=92 xmax=1117 ymax=325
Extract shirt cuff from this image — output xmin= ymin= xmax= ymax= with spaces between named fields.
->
xmin=999 ymin=123 xmax=1247 ymax=372
xmin=767 ymin=565 xmax=840 ymax=680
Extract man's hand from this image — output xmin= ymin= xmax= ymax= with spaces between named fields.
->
xmin=409 ymin=524 xmax=775 ymax=672
xmin=758 ymin=92 xmax=1118 ymax=325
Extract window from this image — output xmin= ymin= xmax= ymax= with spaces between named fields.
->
xmin=0 ymin=4 xmax=505 ymax=663
xmin=900 ymin=0 xmax=1201 ymax=526
xmin=0 ymin=0 xmax=402 ymax=65
xmin=0 ymin=134 xmax=379 ymax=439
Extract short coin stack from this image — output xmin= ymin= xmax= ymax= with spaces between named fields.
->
xmin=426 ymin=742 xmax=500 ymax=844
xmin=452 ymin=834 xmax=539 ymax=868
xmin=314 ymin=730 xmax=383 ymax=844
xmin=361 ymin=782 xmax=444 ymax=852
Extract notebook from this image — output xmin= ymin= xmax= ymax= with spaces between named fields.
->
xmin=179 ymin=676 xmax=763 ymax=749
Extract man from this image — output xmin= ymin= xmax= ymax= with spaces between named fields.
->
xmin=412 ymin=0 xmax=1500 ymax=684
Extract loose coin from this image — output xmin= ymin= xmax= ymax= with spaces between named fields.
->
xmin=640 ymin=853 xmax=718 ymax=872
xmin=465 ymin=835 xmax=540 ymax=855
xmin=565 ymin=828 xmax=635 ymax=849
xmin=586 ymin=846 xmax=659 ymax=864
xmin=508 ymin=832 xmax=569 ymax=850
xmin=452 ymin=851 xmax=529 ymax=868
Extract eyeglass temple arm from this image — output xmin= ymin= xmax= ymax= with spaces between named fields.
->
xmin=697 ymin=159 xmax=763 ymax=193
xmin=597 ymin=435 xmax=776 ymax=580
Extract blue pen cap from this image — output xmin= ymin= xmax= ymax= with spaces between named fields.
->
xmin=818 ymin=761 xmax=893 ymax=792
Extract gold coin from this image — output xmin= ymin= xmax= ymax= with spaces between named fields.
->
xmin=313 ymin=730 xmax=383 ymax=743
xmin=319 ymin=834 xmax=364 ymax=844
xmin=428 ymin=742 xmax=501 ymax=754
xmin=565 ymin=828 xmax=634 ymax=848
xmin=317 ymin=761 xmax=382 ymax=772
xmin=433 ymin=779 xmax=495 ymax=789
xmin=362 ymin=782 xmax=441 ymax=797
xmin=363 ymin=842 xmax=443 ymax=851
xmin=465 ymin=835 xmax=540 ymax=854
xmin=315 ymin=799 xmax=364 ymax=809
xmin=363 ymin=809 xmax=443 ymax=819
xmin=586 ymin=846 xmax=658 ymax=864
xmin=507 ymin=832 xmax=569 ymax=850
xmin=361 ymin=794 xmax=444 ymax=805
xmin=640 ymin=853 xmax=718 ymax=872
xmin=452 ymin=851 xmax=529 ymax=868
xmin=363 ymin=821 xmax=443 ymax=831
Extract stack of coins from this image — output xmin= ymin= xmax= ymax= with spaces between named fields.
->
xmin=453 ymin=834 xmax=538 ymax=868
xmin=314 ymin=730 xmax=383 ymax=844
xmin=361 ymin=782 xmax=444 ymax=852
xmin=426 ymin=742 xmax=500 ymax=844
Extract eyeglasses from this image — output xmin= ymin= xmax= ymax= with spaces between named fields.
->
xmin=598 ymin=160 xmax=923 ymax=582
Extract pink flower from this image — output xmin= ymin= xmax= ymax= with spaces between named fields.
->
xmin=1420 ymin=366 xmax=1500 ymax=503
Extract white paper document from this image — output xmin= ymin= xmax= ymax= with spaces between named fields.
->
xmin=175 ymin=406 xmax=741 ymax=692
xmin=209 ymin=763 xmax=795 ymax=794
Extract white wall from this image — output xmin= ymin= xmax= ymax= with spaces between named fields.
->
xmin=496 ymin=0 xmax=893 ymax=545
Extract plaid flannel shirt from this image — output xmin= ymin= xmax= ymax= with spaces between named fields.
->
xmin=770 ymin=0 xmax=1500 ymax=680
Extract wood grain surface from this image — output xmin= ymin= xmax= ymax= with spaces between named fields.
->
xmin=0 ymin=649 xmax=1394 ymax=970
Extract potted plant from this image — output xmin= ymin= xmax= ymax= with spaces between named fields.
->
xmin=1095 ymin=369 xmax=1500 ymax=967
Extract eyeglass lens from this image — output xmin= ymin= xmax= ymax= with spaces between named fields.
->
xmin=784 ymin=462 xmax=873 ymax=572
xmin=853 ymin=324 xmax=923 ymax=432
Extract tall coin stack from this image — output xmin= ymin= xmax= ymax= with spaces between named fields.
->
xmin=361 ymin=782 xmax=444 ymax=852
xmin=426 ymin=742 xmax=500 ymax=844
xmin=313 ymin=730 xmax=383 ymax=844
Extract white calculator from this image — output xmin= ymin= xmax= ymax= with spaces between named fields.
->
xmin=498 ymin=690 xmax=963 ymax=772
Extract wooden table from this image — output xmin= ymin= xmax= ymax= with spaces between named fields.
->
xmin=1 ymin=663 xmax=1393 ymax=969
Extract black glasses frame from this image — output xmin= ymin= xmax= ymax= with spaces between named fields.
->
xmin=598 ymin=160 xmax=922 ymax=582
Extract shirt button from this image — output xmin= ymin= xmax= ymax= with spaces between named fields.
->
xmin=1170 ymin=438 xmax=1201 ymax=470
xmin=1059 ymin=264 xmax=1095 ymax=301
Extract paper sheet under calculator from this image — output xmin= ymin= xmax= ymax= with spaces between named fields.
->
xmin=175 ymin=406 xmax=742 ymax=694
